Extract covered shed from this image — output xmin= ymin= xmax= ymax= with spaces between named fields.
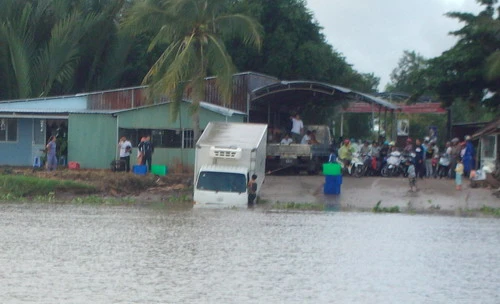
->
xmin=249 ymin=80 xmax=399 ymax=140
xmin=472 ymin=117 xmax=500 ymax=172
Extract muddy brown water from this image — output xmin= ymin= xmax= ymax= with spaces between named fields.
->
xmin=1 ymin=203 xmax=499 ymax=303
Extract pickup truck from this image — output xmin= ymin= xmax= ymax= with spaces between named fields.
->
xmin=266 ymin=125 xmax=332 ymax=174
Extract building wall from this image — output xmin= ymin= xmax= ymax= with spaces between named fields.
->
xmin=117 ymin=103 xmax=243 ymax=171
xmin=0 ymin=118 xmax=32 ymax=166
xmin=68 ymin=114 xmax=117 ymax=169
xmin=66 ymin=103 xmax=243 ymax=170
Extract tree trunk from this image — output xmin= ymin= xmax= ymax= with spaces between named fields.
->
xmin=192 ymin=108 xmax=201 ymax=143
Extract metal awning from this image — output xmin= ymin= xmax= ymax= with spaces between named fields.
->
xmin=251 ymin=80 xmax=399 ymax=111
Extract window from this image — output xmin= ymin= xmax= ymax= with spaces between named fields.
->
xmin=0 ymin=118 xmax=17 ymax=142
xmin=119 ymin=128 xmax=195 ymax=148
xmin=152 ymin=129 xmax=182 ymax=148
xmin=183 ymin=130 xmax=195 ymax=148
xmin=196 ymin=171 xmax=247 ymax=193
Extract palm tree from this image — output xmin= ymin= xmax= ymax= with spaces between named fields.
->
xmin=0 ymin=0 xmax=129 ymax=99
xmin=122 ymin=0 xmax=262 ymax=141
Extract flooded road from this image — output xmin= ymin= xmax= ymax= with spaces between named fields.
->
xmin=1 ymin=203 xmax=499 ymax=303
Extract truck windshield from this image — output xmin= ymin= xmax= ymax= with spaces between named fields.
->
xmin=196 ymin=172 xmax=247 ymax=193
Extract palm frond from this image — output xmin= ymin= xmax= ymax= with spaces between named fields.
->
xmin=216 ymin=14 xmax=263 ymax=50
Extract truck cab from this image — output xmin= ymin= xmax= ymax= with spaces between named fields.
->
xmin=194 ymin=165 xmax=249 ymax=207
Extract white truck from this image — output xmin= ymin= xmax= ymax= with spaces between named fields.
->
xmin=193 ymin=122 xmax=268 ymax=208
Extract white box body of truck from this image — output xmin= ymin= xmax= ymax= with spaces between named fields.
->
xmin=193 ymin=122 xmax=267 ymax=208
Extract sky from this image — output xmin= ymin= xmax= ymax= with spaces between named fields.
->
xmin=305 ymin=0 xmax=483 ymax=91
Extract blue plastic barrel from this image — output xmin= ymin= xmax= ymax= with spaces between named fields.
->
xmin=324 ymin=175 xmax=342 ymax=195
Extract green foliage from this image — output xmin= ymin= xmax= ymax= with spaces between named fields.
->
xmin=0 ymin=0 xmax=130 ymax=99
xmin=397 ymin=113 xmax=446 ymax=141
xmin=274 ymin=201 xmax=324 ymax=211
xmin=425 ymin=1 xmax=500 ymax=111
xmin=226 ymin=0 xmax=379 ymax=92
xmin=385 ymin=50 xmax=429 ymax=95
xmin=372 ymin=201 xmax=400 ymax=213
xmin=479 ymin=205 xmax=500 ymax=217
xmin=122 ymin=0 xmax=262 ymax=140
xmin=0 ymin=174 xmax=96 ymax=197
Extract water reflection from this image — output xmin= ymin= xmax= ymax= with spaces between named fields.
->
xmin=0 ymin=203 xmax=499 ymax=303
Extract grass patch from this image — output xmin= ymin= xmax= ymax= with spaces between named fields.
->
xmin=273 ymin=201 xmax=324 ymax=211
xmin=479 ymin=206 xmax=500 ymax=217
xmin=373 ymin=201 xmax=400 ymax=213
xmin=0 ymin=174 xmax=96 ymax=197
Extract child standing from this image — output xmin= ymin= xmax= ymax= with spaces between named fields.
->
xmin=247 ymin=174 xmax=258 ymax=206
xmin=455 ymin=157 xmax=464 ymax=190
xmin=407 ymin=159 xmax=417 ymax=192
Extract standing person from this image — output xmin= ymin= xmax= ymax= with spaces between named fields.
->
xmin=247 ymin=174 xmax=258 ymax=206
xmin=290 ymin=114 xmax=304 ymax=143
xmin=118 ymin=136 xmax=132 ymax=172
xmin=137 ymin=137 xmax=146 ymax=165
xmin=414 ymin=139 xmax=425 ymax=179
xmin=455 ymin=157 xmax=464 ymax=190
xmin=143 ymin=135 xmax=154 ymax=172
xmin=425 ymin=142 xmax=436 ymax=178
xmin=407 ymin=159 xmax=417 ymax=192
xmin=462 ymin=135 xmax=475 ymax=177
xmin=46 ymin=136 xmax=58 ymax=171
xmin=449 ymin=137 xmax=460 ymax=178
xmin=438 ymin=142 xmax=451 ymax=178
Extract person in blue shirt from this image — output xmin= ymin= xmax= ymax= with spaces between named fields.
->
xmin=462 ymin=135 xmax=475 ymax=177
xmin=414 ymin=138 xmax=425 ymax=179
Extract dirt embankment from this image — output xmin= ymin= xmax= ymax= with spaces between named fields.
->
xmin=6 ymin=167 xmax=194 ymax=202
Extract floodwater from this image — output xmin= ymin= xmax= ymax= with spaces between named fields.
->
xmin=1 ymin=203 xmax=499 ymax=304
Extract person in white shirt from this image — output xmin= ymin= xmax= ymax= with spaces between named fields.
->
xmin=118 ymin=136 xmax=132 ymax=172
xmin=290 ymin=114 xmax=304 ymax=143
xmin=301 ymin=130 xmax=312 ymax=144
xmin=280 ymin=134 xmax=294 ymax=145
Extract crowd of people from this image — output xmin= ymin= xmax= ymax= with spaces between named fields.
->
xmin=332 ymin=135 xmax=476 ymax=190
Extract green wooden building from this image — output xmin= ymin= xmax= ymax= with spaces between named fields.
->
xmin=69 ymin=102 xmax=244 ymax=170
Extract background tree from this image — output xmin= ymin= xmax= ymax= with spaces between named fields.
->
xmin=425 ymin=0 xmax=500 ymax=111
xmin=385 ymin=50 xmax=429 ymax=96
xmin=123 ymin=0 xmax=262 ymax=141
xmin=226 ymin=0 xmax=379 ymax=92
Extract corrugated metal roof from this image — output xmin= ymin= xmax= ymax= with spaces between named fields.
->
xmin=109 ymin=100 xmax=246 ymax=117
xmin=354 ymin=92 xmax=400 ymax=110
xmin=251 ymin=81 xmax=399 ymax=111
xmin=472 ymin=117 xmax=500 ymax=139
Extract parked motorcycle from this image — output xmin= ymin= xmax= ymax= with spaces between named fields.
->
xmin=351 ymin=152 xmax=365 ymax=178
xmin=351 ymin=153 xmax=377 ymax=177
xmin=381 ymin=151 xmax=403 ymax=177
xmin=381 ymin=151 xmax=414 ymax=177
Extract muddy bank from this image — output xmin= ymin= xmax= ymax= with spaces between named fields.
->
xmin=260 ymin=175 xmax=500 ymax=215
xmin=0 ymin=167 xmax=194 ymax=205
